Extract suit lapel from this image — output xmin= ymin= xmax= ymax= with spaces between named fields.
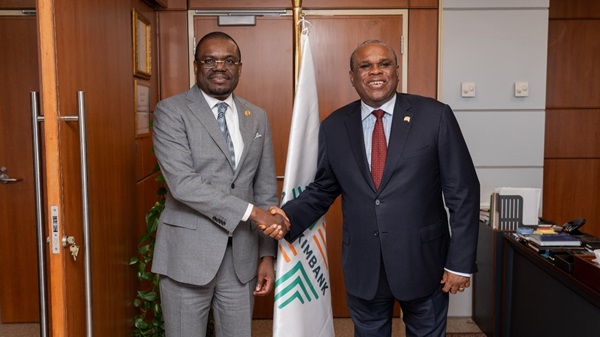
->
xmin=378 ymin=94 xmax=413 ymax=192
xmin=233 ymin=95 xmax=257 ymax=177
xmin=185 ymin=86 xmax=234 ymax=168
xmin=344 ymin=103 xmax=374 ymax=190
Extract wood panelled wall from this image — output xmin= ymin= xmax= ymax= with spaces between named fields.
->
xmin=543 ymin=0 xmax=600 ymax=238
xmin=134 ymin=0 xmax=162 ymax=249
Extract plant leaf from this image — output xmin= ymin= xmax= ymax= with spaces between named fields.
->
xmin=138 ymin=291 xmax=158 ymax=301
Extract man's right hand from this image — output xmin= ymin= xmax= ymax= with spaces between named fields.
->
xmin=250 ymin=206 xmax=289 ymax=240
xmin=265 ymin=206 xmax=291 ymax=238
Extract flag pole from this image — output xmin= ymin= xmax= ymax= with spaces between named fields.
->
xmin=292 ymin=0 xmax=302 ymax=93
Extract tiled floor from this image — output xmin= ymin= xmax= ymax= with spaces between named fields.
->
xmin=0 ymin=322 xmax=39 ymax=337
xmin=253 ymin=317 xmax=484 ymax=336
xmin=0 ymin=317 xmax=483 ymax=337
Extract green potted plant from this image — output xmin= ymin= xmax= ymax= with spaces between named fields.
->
xmin=130 ymin=172 xmax=166 ymax=337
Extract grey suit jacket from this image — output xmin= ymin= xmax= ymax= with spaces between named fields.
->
xmin=151 ymin=85 xmax=278 ymax=286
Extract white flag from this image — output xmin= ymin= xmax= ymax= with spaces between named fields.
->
xmin=273 ymin=32 xmax=334 ymax=337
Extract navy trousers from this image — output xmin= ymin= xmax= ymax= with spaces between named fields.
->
xmin=346 ymin=259 xmax=449 ymax=337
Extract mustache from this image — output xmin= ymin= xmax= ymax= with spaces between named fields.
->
xmin=209 ymin=71 xmax=230 ymax=80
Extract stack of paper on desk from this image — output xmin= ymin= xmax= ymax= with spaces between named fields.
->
xmin=527 ymin=233 xmax=581 ymax=247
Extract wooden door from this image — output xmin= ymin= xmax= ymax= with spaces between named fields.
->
xmin=36 ymin=0 xmax=139 ymax=335
xmin=0 ymin=12 xmax=41 ymax=324
xmin=193 ymin=10 xmax=404 ymax=318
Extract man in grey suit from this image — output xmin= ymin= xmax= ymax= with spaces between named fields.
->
xmin=151 ymin=31 xmax=287 ymax=337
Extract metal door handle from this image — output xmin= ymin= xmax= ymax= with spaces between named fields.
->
xmin=0 ymin=167 xmax=23 ymax=184
xmin=31 ymin=91 xmax=49 ymax=337
xmin=59 ymin=91 xmax=93 ymax=336
xmin=0 ymin=177 xmax=22 ymax=184
xmin=32 ymin=91 xmax=93 ymax=337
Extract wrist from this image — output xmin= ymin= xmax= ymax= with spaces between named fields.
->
xmin=249 ymin=204 xmax=260 ymax=222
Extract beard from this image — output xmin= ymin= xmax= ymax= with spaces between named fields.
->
xmin=196 ymin=72 xmax=238 ymax=99
xmin=207 ymin=86 xmax=233 ymax=97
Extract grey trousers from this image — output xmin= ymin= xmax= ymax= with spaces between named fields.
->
xmin=159 ymin=243 xmax=256 ymax=337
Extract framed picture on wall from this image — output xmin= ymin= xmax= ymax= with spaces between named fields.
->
xmin=132 ymin=9 xmax=151 ymax=78
xmin=135 ymin=80 xmax=151 ymax=136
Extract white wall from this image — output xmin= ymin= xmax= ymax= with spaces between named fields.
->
xmin=439 ymin=0 xmax=549 ymax=316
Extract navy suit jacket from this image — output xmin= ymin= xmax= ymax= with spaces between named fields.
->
xmin=283 ymin=93 xmax=480 ymax=301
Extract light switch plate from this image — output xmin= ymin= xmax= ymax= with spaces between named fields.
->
xmin=515 ymin=82 xmax=529 ymax=97
xmin=461 ymin=82 xmax=476 ymax=97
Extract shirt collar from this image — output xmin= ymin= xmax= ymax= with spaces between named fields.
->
xmin=361 ymin=94 xmax=396 ymax=121
xmin=199 ymin=89 xmax=234 ymax=112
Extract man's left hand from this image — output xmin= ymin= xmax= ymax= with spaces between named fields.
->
xmin=440 ymin=271 xmax=470 ymax=294
xmin=254 ymin=256 xmax=275 ymax=296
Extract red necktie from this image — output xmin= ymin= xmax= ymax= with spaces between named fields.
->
xmin=371 ymin=109 xmax=387 ymax=190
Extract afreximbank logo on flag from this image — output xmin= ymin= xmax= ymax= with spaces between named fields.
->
xmin=274 ymin=211 xmax=329 ymax=310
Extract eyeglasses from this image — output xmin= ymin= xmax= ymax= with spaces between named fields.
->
xmin=197 ymin=58 xmax=241 ymax=69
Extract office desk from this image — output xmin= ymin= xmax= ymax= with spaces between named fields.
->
xmin=472 ymin=222 xmax=510 ymax=337
xmin=502 ymin=234 xmax=600 ymax=337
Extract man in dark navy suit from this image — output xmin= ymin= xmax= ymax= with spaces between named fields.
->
xmin=271 ymin=40 xmax=480 ymax=337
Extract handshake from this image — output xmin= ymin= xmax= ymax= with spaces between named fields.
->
xmin=250 ymin=205 xmax=290 ymax=240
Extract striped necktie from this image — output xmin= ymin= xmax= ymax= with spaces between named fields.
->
xmin=216 ymin=102 xmax=236 ymax=168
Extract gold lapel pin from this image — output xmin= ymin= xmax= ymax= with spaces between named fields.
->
xmin=245 ymin=110 xmax=251 ymax=116
xmin=404 ymin=116 xmax=411 ymax=122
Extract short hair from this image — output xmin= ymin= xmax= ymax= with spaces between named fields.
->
xmin=195 ymin=31 xmax=241 ymax=61
xmin=349 ymin=39 xmax=398 ymax=71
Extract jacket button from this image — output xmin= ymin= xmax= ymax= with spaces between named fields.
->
xmin=373 ymin=231 xmax=379 ymax=237
xmin=375 ymin=199 xmax=381 ymax=205
xmin=231 ymin=183 xmax=235 ymax=189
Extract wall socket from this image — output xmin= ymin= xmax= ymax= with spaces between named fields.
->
xmin=461 ymin=82 xmax=476 ymax=97
xmin=515 ymin=82 xmax=529 ymax=97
